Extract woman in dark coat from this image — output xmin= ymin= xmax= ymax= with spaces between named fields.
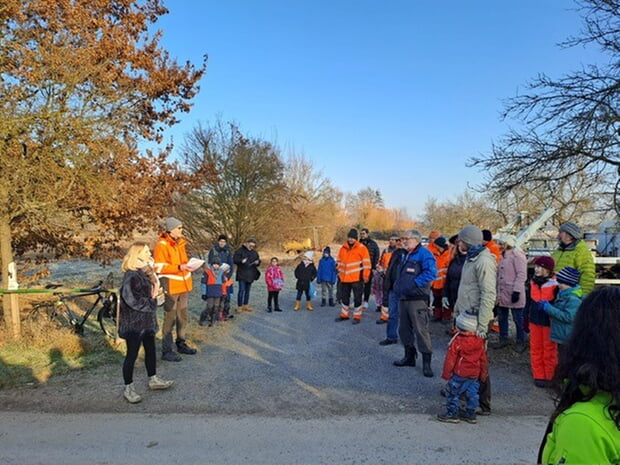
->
xmin=119 ymin=242 xmax=173 ymax=403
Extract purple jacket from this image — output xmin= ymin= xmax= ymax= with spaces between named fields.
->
xmin=496 ymin=248 xmax=527 ymax=308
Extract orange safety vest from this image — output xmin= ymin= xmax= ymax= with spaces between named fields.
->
xmin=379 ymin=247 xmax=395 ymax=271
xmin=431 ymin=249 xmax=451 ymax=290
xmin=153 ymin=232 xmax=193 ymax=295
xmin=337 ymin=241 xmax=371 ymax=283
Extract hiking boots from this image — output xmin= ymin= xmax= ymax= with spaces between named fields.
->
xmin=320 ymin=299 xmax=326 ymax=307
xmin=176 ymin=339 xmax=197 ymax=355
xmin=123 ymin=383 xmax=142 ymax=404
xmin=422 ymin=353 xmax=434 ymax=378
xmin=437 ymin=412 xmax=459 ymax=424
xmin=394 ymin=346 xmax=417 ymax=367
xmin=458 ymin=409 xmax=477 ymax=424
xmin=294 ymin=301 xmax=301 ymax=311
xmin=306 ymin=301 xmax=314 ymax=311
xmin=149 ymin=375 xmax=174 ymax=390
xmin=162 ymin=351 xmax=182 ymax=362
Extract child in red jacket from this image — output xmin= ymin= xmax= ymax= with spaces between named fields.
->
xmin=437 ymin=312 xmax=488 ymax=424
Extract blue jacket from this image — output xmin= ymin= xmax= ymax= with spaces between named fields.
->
xmin=317 ymin=256 xmax=337 ymax=284
xmin=542 ymin=285 xmax=583 ymax=344
xmin=393 ymin=244 xmax=437 ymax=301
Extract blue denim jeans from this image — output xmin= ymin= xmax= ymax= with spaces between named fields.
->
xmin=445 ymin=374 xmax=479 ymax=415
xmin=237 ymin=281 xmax=253 ymax=307
xmin=497 ymin=306 xmax=525 ymax=342
xmin=386 ymin=291 xmax=400 ymax=341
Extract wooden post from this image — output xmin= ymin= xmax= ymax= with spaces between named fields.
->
xmin=9 ymin=293 xmax=20 ymax=339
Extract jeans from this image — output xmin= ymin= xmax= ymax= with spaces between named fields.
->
xmin=386 ymin=291 xmax=399 ymax=341
xmin=237 ymin=281 xmax=253 ymax=307
xmin=497 ymin=306 xmax=525 ymax=342
xmin=445 ymin=374 xmax=479 ymax=415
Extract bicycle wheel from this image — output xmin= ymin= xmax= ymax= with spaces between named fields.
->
xmin=98 ymin=293 xmax=118 ymax=338
xmin=29 ymin=301 xmax=72 ymax=329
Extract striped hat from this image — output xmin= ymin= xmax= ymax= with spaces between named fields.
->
xmin=556 ymin=267 xmax=580 ymax=287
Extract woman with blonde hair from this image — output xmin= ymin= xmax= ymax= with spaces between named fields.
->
xmin=119 ymin=242 xmax=173 ymax=403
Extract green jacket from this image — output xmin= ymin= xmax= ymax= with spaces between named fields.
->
xmin=542 ymin=391 xmax=620 ymax=464
xmin=552 ymin=239 xmax=595 ymax=295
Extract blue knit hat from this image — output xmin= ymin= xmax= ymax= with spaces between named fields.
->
xmin=556 ymin=267 xmax=580 ymax=287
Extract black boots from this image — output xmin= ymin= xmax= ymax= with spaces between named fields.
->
xmin=320 ymin=298 xmax=326 ymax=307
xmin=393 ymin=346 xmax=417 ymax=367
xmin=199 ymin=310 xmax=208 ymax=326
xmin=176 ymin=339 xmax=197 ymax=355
xmin=422 ymin=353 xmax=434 ymax=378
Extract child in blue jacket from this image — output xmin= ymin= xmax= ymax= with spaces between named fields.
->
xmin=539 ymin=267 xmax=583 ymax=351
xmin=317 ymin=247 xmax=337 ymax=307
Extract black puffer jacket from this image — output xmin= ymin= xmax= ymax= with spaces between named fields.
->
xmin=361 ymin=238 xmax=380 ymax=270
xmin=233 ymin=245 xmax=261 ymax=282
xmin=119 ymin=270 xmax=158 ymax=339
xmin=295 ymin=262 xmax=317 ymax=291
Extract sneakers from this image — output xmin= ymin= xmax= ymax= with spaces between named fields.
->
xmin=124 ymin=383 xmax=142 ymax=404
xmin=437 ymin=412 xmax=459 ymax=423
xmin=162 ymin=351 xmax=182 ymax=362
xmin=458 ymin=409 xmax=477 ymax=424
xmin=379 ymin=338 xmax=398 ymax=346
xmin=274 ymin=308 xmax=283 ymax=312
xmin=534 ymin=379 xmax=550 ymax=388
xmin=149 ymin=375 xmax=174 ymax=390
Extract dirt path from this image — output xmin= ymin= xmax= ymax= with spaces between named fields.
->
xmin=0 ymin=285 xmax=554 ymax=418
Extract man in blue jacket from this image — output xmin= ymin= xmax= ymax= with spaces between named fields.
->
xmin=391 ymin=229 xmax=437 ymax=377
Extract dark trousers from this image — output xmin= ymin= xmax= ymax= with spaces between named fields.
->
xmin=238 ymin=281 xmax=253 ymax=306
xmin=296 ymin=289 xmax=311 ymax=301
xmin=267 ymin=291 xmax=280 ymax=309
xmin=363 ymin=279 xmax=372 ymax=303
xmin=479 ymin=373 xmax=492 ymax=412
xmin=340 ymin=281 xmax=363 ymax=308
xmin=123 ymin=335 xmax=156 ymax=384
xmin=398 ymin=299 xmax=433 ymax=354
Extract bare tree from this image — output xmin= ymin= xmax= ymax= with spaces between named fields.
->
xmin=179 ymin=121 xmax=287 ymax=250
xmin=470 ymin=0 xmax=620 ymax=216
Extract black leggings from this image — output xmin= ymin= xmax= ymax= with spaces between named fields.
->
xmin=268 ymin=291 xmax=280 ymax=309
xmin=123 ymin=335 xmax=156 ymax=385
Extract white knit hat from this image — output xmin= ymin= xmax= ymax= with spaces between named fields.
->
xmin=456 ymin=313 xmax=478 ymax=332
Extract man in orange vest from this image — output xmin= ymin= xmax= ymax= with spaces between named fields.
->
xmin=335 ymin=228 xmax=371 ymax=324
xmin=429 ymin=236 xmax=451 ymax=322
xmin=154 ymin=217 xmax=196 ymax=362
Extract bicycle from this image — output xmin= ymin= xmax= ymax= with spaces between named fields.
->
xmin=29 ymin=272 xmax=118 ymax=338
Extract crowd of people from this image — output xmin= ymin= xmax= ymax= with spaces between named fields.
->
xmin=116 ymin=217 xmax=619 ymax=461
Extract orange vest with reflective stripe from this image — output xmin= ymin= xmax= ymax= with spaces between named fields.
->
xmin=337 ymin=241 xmax=371 ymax=283
xmin=153 ymin=233 xmax=193 ymax=295
xmin=431 ymin=249 xmax=451 ymax=290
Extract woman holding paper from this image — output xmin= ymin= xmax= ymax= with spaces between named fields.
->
xmin=153 ymin=217 xmax=198 ymax=361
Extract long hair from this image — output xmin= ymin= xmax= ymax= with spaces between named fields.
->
xmin=550 ymin=286 xmax=620 ymax=429
xmin=121 ymin=242 xmax=151 ymax=272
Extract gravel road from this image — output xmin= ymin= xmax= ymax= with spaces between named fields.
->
xmin=0 ymin=264 xmax=554 ymax=463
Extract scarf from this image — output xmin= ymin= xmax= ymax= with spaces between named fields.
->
xmin=466 ymin=244 xmax=485 ymax=260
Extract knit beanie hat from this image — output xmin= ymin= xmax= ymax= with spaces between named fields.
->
xmin=559 ymin=222 xmax=583 ymax=240
xmin=247 ymin=238 xmax=257 ymax=244
xmin=556 ymin=267 xmax=580 ymax=287
xmin=456 ymin=313 xmax=478 ymax=333
xmin=211 ymin=256 xmax=221 ymax=265
xmin=347 ymin=228 xmax=359 ymax=240
xmin=482 ymin=229 xmax=493 ymax=242
xmin=323 ymin=246 xmax=331 ymax=255
xmin=458 ymin=226 xmax=483 ymax=246
xmin=434 ymin=236 xmax=448 ymax=249
xmin=217 ymin=234 xmax=228 ymax=242
xmin=500 ymin=234 xmax=517 ymax=248
xmin=165 ymin=217 xmax=182 ymax=231
xmin=533 ymin=255 xmax=555 ymax=272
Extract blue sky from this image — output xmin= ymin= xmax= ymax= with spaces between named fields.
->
xmin=155 ymin=1 xmax=600 ymax=218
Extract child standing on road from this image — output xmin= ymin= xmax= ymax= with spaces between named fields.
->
xmin=200 ymin=258 xmax=226 ymax=327
xmin=317 ymin=247 xmax=337 ymax=307
xmin=265 ymin=257 xmax=285 ymax=312
xmin=526 ymin=256 xmax=559 ymax=388
xmin=294 ymin=251 xmax=317 ymax=311
xmin=539 ymin=267 xmax=583 ymax=356
xmin=437 ymin=312 xmax=488 ymax=424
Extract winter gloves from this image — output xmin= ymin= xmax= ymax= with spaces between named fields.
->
xmin=511 ymin=291 xmax=520 ymax=303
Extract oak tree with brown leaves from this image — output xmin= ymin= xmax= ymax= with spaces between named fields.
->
xmin=0 ymin=0 xmax=207 ymax=332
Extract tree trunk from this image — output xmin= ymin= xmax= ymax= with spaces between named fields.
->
xmin=0 ymin=215 xmax=20 ymax=339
